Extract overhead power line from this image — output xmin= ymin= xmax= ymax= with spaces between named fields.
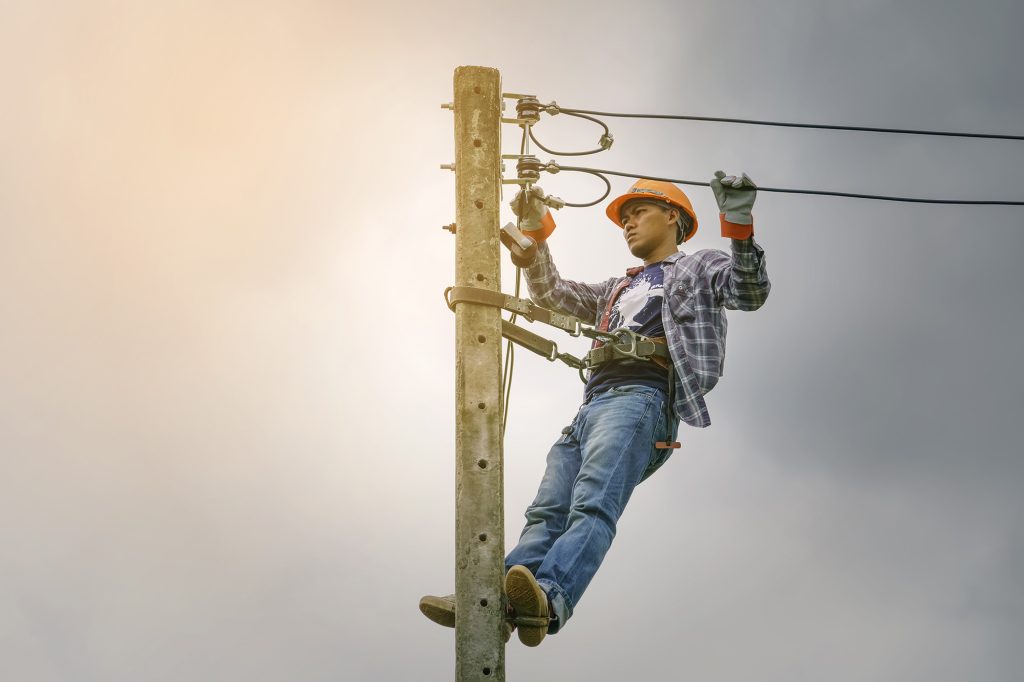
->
xmin=556 ymin=165 xmax=1024 ymax=206
xmin=555 ymin=107 xmax=1024 ymax=141
xmin=505 ymin=97 xmax=1024 ymax=206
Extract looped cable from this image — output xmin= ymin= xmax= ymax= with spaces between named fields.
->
xmin=540 ymin=161 xmax=612 ymax=208
xmin=527 ymin=101 xmax=614 ymax=157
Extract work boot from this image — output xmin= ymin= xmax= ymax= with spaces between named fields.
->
xmin=504 ymin=566 xmax=550 ymax=647
xmin=419 ymin=593 xmax=457 ymax=628
xmin=418 ymin=593 xmax=515 ymax=643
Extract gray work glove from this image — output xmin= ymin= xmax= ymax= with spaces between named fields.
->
xmin=510 ymin=185 xmax=549 ymax=232
xmin=710 ymin=170 xmax=757 ymax=225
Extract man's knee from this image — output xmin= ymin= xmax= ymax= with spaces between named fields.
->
xmin=568 ymin=498 xmax=620 ymax=530
xmin=524 ymin=501 xmax=569 ymax=527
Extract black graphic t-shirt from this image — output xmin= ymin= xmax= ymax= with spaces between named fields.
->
xmin=584 ymin=262 xmax=670 ymax=399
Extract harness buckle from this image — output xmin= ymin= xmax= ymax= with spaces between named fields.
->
xmin=608 ymin=328 xmax=641 ymax=360
xmin=552 ymin=315 xmax=582 ymax=337
xmin=584 ymin=328 xmax=667 ymax=370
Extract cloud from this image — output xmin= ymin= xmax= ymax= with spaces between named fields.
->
xmin=2 ymin=1 xmax=1021 ymax=680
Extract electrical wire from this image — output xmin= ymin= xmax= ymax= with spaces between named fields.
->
xmin=516 ymin=103 xmax=1023 ymax=203
xmin=555 ymin=107 xmax=1024 ymax=141
xmin=500 ymin=124 xmax=532 ymax=439
xmin=501 ymin=267 xmax=520 ymax=438
xmin=528 ymin=109 xmax=611 ymax=156
xmin=489 ymin=103 xmax=1023 ymax=437
xmin=556 ymin=165 xmax=1024 ymax=206
xmin=560 ymin=167 xmax=612 ymax=208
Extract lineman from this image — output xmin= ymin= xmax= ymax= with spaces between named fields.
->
xmin=421 ymin=171 xmax=771 ymax=645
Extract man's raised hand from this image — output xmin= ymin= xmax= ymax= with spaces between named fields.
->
xmin=710 ymin=170 xmax=757 ymax=225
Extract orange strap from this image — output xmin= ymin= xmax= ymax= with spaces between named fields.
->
xmin=595 ymin=266 xmax=644 ymax=340
xmin=522 ymin=210 xmax=557 ymax=242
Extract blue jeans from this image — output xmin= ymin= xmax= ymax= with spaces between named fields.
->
xmin=504 ymin=385 xmax=679 ymax=633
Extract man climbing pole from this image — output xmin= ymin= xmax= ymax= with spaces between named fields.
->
xmin=421 ymin=170 xmax=771 ymax=646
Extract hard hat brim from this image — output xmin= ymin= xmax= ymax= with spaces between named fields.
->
xmin=605 ymin=181 xmax=700 ymax=242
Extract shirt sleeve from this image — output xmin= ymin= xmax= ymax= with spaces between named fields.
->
xmin=523 ymin=241 xmax=614 ymax=321
xmin=705 ymin=237 xmax=771 ymax=311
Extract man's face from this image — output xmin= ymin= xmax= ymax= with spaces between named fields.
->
xmin=620 ymin=200 xmax=677 ymax=259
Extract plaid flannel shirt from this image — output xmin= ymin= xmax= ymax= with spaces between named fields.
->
xmin=523 ymin=237 xmax=771 ymax=428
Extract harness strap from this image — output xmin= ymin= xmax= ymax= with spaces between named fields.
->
xmin=500 ymin=320 xmax=586 ymax=370
xmin=595 ymin=266 xmax=644 ymax=336
xmin=444 ymin=280 xmax=681 ymax=448
xmin=446 ymin=286 xmax=583 ymax=336
xmin=589 ymin=265 xmax=667 ymax=367
xmin=444 ymin=284 xmax=669 ymax=372
xmin=585 ymin=267 xmax=642 ymax=385
xmin=585 ymin=334 xmax=671 ymax=367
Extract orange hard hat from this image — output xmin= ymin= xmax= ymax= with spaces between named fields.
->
xmin=605 ymin=179 xmax=699 ymax=242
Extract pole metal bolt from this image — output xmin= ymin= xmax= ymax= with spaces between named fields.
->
xmin=440 ymin=163 xmax=456 ymax=171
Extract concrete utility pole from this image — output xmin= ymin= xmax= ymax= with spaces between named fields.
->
xmin=452 ymin=66 xmax=505 ymax=681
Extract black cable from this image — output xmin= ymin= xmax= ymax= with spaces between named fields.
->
xmin=556 ymin=166 xmax=1024 ymax=206
xmin=560 ymin=168 xmax=612 ymax=208
xmin=556 ymin=107 xmax=1024 ymax=142
xmin=529 ymin=110 xmax=611 ymax=156
xmin=500 ymin=126 xmax=532 ymax=439
xmin=501 ymin=267 xmax=520 ymax=436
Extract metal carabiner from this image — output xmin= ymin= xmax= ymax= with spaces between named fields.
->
xmin=609 ymin=327 xmax=641 ymax=360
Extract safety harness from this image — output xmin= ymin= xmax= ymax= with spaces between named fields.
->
xmin=588 ymin=266 xmax=671 ymax=371
xmin=445 ymin=277 xmax=681 ymax=450
xmin=444 ymin=285 xmax=670 ymax=374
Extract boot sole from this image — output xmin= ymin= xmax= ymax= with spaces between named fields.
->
xmin=419 ymin=595 xmax=455 ymax=628
xmin=420 ymin=595 xmax=515 ymax=643
xmin=505 ymin=566 xmax=548 ymax=647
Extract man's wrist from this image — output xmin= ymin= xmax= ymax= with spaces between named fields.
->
xmin=720 ymin=214 xmax=753 ymax=240
xmin=522 ymin=210 xmax=556 ymax=242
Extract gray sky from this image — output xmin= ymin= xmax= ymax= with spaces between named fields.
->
xmin=2 ymin=1 xmax=1022 ymax=680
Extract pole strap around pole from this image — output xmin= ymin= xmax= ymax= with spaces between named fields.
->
xmin=446 ymin=285 xmax=584 ymax=336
